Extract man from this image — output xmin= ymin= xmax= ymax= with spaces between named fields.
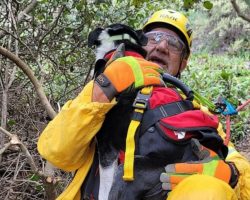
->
xmin=143 ymin=9 xmax=190 ymax=78
xmin=37 ymin=9 xmax=250 ymax=200
xmin=141 ymin=9 xmax=250 ymax=200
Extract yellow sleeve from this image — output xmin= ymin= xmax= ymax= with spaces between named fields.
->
xmin=226 ymin=145 xmax=250 ymax=200
xmin=217 ymin=123 xmax=250 ymax=200
xmin=199 ymin=104 xmax=250 ymax=200
xmin=37 ymin=81 xmax=116 ymax=172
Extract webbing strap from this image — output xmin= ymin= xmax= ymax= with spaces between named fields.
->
xmin=123 ymin=86 xmax=153 ymax=181
xmin=140 ymin=100 xmax=194 ymax=133
xmin=123 ymin=119 xmax=141 ymax=181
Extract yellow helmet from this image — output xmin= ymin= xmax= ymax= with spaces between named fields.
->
xmin=143 ymin=9 xmax=193 ymax=54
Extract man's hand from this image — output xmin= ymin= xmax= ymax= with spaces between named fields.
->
xmin=160 ymin=140 xmax=239 ymax=191
xmin=95 ymin=56 xmax=163 ymax=101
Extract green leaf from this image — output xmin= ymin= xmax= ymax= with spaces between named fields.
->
xmin=35 ymin=185 xmax=44 ymax=192
xmin=184 ymin=0 xmax=193 ymax=8
xmin=7 ymin=119 xmax=16 ymax=126
xmin=65 ymin=27 xmax=73 ymax=33
xmin=76 ymin=1 xmax=84 ymax=11
xmin=37 ymin=14 xmax=44 ymax=20
xmin=29 ymin=174 xmax=40 ymax=181
xmin=203 ymin=1 xmax=213 ymax=9
xmin=220 ymin=70 xmax=231 ymax=81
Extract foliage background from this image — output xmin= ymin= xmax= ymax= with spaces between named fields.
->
xmin=0 ymin=0 xmax=249 ymax=199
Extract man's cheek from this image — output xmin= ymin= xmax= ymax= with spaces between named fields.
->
xmin=143 ymin=46 xmax=152 ymax=58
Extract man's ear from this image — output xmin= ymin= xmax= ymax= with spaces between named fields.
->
xmin=180 ymin=59 xmax=188 ymax=72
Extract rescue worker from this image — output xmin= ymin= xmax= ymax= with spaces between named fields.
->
xmin=37 ymin=9 xmax=250 ymax=200
xmin=142 ymin=9 xmax=250 ymax=200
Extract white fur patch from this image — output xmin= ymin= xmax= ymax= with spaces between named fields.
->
xmin=95 ymin=29 xmax=115 ymax=60
xmin=98 ymin=159 xmax=118 ymax=200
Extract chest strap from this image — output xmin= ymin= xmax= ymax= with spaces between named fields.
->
xmin=140 ymin=100 xmax=194 ymax=134
xmin=123 ymin=86 xmax=153 ymax=181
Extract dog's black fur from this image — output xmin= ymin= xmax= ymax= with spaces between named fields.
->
xmin=87 ymin=24 xmax=227 ymax=200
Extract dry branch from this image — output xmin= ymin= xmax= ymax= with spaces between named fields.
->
xmin=0 ymin=46 xmax=57 ymax=119
xmin=0 ymin=46 xmax=60 ymax=200
xmin=0 ymin=127 xmax=38 ymax=172
xmin=0 ymin=127 xmax=60 ymax=200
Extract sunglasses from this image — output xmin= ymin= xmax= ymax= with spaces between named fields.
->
xmin=145 ymin=31 xmax=185 ymax=53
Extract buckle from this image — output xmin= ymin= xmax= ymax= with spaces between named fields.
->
xmin=132 ymin=91 xmax=151 ymax=109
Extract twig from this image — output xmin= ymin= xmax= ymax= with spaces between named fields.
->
xmin=0 ymin=46 xmax=57 ymax=119
xmin=0 ymin=0 xmax=38 ymax=39
xmin=231 ymin=0 xmax=250 ymax=22
xmin=0 ymin=27 xmax=43 ymax=70
xmin=0 ymin=127 xmax=61 ymax=199
xmin=0 ymin=142 xmax=11 ymax=155
xmin=39 ymin=5 xmax=65 ymax=45
xmin=0 ymin=127 xmax=38 ymax=172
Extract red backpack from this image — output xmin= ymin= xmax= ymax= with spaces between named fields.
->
xmin=122 ymin=73 xmax=228 ymax=181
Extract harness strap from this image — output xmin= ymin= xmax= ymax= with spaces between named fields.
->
xmin=140 ymin=100 xmax=194 ymax=133
xmin=123 ymin=115 xmax=141 ymax=181
xmin=123 ymin=86 xmax=153 ymax=181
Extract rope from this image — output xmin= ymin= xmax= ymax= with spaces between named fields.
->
xmin=224 ymin=99 xmax=250 ymax=146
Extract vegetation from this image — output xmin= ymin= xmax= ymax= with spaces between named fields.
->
xmin=183 ymin=53 xmax=250 ymax=141
xmin=0 ymin=0 xmax=249 ymax=199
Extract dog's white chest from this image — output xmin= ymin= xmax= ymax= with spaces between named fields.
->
xmin=98 ymin=159 xmax=118 ymax=200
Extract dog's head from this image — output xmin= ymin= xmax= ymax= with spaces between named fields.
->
xmin=88 ymin=23 xmax=148 ymax=60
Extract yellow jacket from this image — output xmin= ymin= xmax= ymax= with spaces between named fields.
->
xmin=37 ymin=81 xmax=250 ymax=200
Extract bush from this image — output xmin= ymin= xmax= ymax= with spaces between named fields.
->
xmin=182 ymin=52 xmax=250 ymax=141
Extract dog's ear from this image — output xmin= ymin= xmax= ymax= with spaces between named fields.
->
xmin=136 ymin=29 xmax=148 ymax=46
xmin=88 ymin=27 xmax=104 ymax=47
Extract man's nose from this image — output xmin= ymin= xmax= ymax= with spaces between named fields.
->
xmin=155 ymin=40 xmax=169 ymax=54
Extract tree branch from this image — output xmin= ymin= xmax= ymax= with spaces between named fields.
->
xmin=0 ymin=0 xmax=38 ymax=39
xmin=0 ymin=126 xmax=60 ymax=200
xmin=0 ymin=127 xmax=38 ymax=171
xmin=231 ymin=0 xmax=250 ymax=22
xmin=39 ymin=5 xmax=65 ymax=45
xmin=0 ymin=27 xmax=43 ymax=70
xmin=0 ymin=46 xmax=57 ymax=119
xmin=17 ymin=0 xmax=38 ymax=22
xmin=0 ymin=142 xmax=11 ymax=155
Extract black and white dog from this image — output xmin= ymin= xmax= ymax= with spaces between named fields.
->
xmin=87 ymin=24 xmax=227 ymax=200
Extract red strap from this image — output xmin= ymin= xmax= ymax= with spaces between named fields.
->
xmin=119 ymin=150 xmax=125 ymax=164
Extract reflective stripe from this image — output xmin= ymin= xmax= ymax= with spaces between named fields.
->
xmin=118 ymin=57 xmax=144 ymax=88
xmin=203 ymin=159 xmax=219 ymax=176
xmin=109 ymin=34 xmax=137 ymax=44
